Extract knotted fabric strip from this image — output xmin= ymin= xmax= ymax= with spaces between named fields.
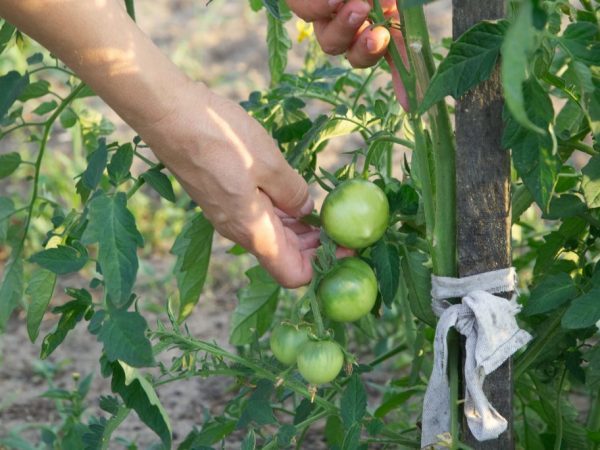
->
xmin=421 ymin=267 xmax=532 ymax=449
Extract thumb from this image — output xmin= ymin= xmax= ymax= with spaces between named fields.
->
xmin=258 ymin=156 xmax=314 ymax=218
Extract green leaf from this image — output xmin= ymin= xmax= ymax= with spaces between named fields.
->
xmin=82 ymin=192 xmax=144 ymax=307
xmin=110 ymin=361 xmax=172 ymax=448
xmin=341 ymin=422 xmax=362 ymax=450
xmin=0 ymin=71 xmax=29 ymax=120
xmin=503 ymin=79 xmax=559 ymax=212
xmin=273 ymin=118 xmax=312 ymax=144
xmin=420 ymin=20 xmax=508 ymax=113
xmin=107 ymin=143 xmax=133 ymax=185
xmin=522 ymin=273 xmax=577 ymax=316
xmin=240 ymin=429 xmax=256 ymax=450
xmin=32 ymin=100 xmax=58 ymax=115
xmin=341 ymin=375 xmax=367 ymax=430
xmin=26 ymin=269 xmax=56 ymax=342
xmin=374 ymin=389 xmax=421 ymax=418
xmin=294 ymin=398 xmax=315 ymax=425
xmin=0 ymin=21 xmax=15 ymax=54
xmin=230 ymin=266 xmax=280 ymax=345
xmin=559 ymin=22 xmax=600 ymax=67
xmin=0 ymin=196 xmax=14 ymax=242
xmin=555 ymin=100 xmax=586 ymax=140
xmin=82 ymin=139 xmax=108 ymax=190
xmin=276 ymin=424 xmax=296 ymax=448
xmin=287 ymin=113 xmax=360 ymax=172
xmin=533 ymin=217 xmax=587 ymax=276
xmin=501 ymin=1 xmax=544 ymax=133
xmin=325 ymin=415 xmax=344 ymax=448
xmin=262 ymin=0 xmax=284 ymax=19
xmin=390 ymin=184 xmax=419 ymax=216
xmin=582 ymin=155 xmax=600 ymax=208
xmin=371 ymin=241 xmax=400 ymax=308
xmin=178 ymin=418 xmax=236 ymax=449
xmin=18 ymin=80 xmax=50 ymax=101
xmin=542 ymin=194 xmax=586 ymax=220
xmin=60 ymin=108 xmax=78 ymax=129
xmin=248 ymin=0 xmax=262 ymax=12
xmin=0 ymin=152 xmax=22 ymax=179
xmin=141 ymin=168 xmax=176 ymax=203
xmin=26 ymin=53 xmax=43 ymax=65
xmin=0 ymin=251 xmax=24 ymax=332
xmin=237 ymin=379 xmax=277 ymax=428
xmin=98 ymin=310 xmax=155 ymax=367
xmin=41 ymin=289 xmax=93 ymax=358
xmin=171 ymin=213 xmax=214 ymax=322
xmin=267 ymin=12 xmax=291 ymax=86
xmin=29 ymin=245 xmax=88 ymax=274
xmin=562 ymin=287 xmax=600 ymax=329
xmin=401 ymin=250 xmax=435 ymax=326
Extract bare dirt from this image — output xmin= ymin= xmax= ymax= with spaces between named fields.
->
xmin=0 ymin=1 xmax=452 ymax=448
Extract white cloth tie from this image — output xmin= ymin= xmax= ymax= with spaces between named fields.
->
xmin=421 ymin=267 xmax=532 ymax=448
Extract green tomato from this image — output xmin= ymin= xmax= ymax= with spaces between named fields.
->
xmin=297 ymin=340 xmax=344 ymax=385
xmin=318 ymin=257 xmax=377 ymax=323
xmin=269 ymin=323 xmax=310 ymax=366
xmin=321 ymin=179 xmax=389 ymax=249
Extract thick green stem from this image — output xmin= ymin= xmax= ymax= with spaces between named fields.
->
xmin=307 ymin=280 xmax=325 ymax=337
xmin=403 ymin=6 xmax=457 ymax=277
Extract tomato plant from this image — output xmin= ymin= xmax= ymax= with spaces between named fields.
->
xmin=0 ymin=0 xmax=599 ymax=449
xmin=317 ymin=257 xmax=377 ymax=323
xmin=321 ymin=179 xmax=390 ymax=249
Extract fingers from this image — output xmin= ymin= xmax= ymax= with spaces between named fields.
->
xmin=313 ymin=0 xmax=370 ymax=55
xmin=251 ymin=192 xmax=316 ymax=288
xmin=346 ymin=25 xmax=390 ymax=68
xmin=258 ymin=155 xmax=313 ymax=219
xmin=286 ymin=0 xmax=345 ymax=22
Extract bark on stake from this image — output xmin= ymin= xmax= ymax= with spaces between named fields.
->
xmin=452 ymin=1 xmax=513 ymax=448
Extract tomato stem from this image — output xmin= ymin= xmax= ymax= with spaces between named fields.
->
xmin=307 ymin=279 xmax=326 ymax=338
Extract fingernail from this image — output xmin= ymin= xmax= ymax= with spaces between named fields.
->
xmin=348 ymin=12 xmax=365 ymax=26
xmin=366 ymin=38 xmax=378 ymax=53
xmin=329 ymin=0 xmax=344 ymax=8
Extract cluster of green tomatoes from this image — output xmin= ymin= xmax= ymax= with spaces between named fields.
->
xmin=269 ymin=179 xmax=390 ymax=388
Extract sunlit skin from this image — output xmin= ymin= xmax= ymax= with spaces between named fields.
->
xmin=0 ymin=0 xmax=403 ymax=287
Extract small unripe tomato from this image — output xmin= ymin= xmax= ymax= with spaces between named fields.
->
xmin=320 ymin=179 xmax=389 ymax=249
xmin=297 ymin=340 xmax=344 ymax=385
xmin=318 ymin=257 xmax=377 ymax=323
xmin=269 ymin=323 xmax=310 ymax=366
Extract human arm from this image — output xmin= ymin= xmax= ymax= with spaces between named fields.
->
xmin=0 ymin=0 xmax=321 ymax=288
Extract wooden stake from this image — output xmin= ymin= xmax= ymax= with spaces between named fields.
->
xmin=452 ymin=1 xmax=513 ymax=448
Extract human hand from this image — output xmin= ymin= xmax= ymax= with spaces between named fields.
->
xmin=287 ymin=0 xmax=409 ymax=110
xmin=138 ymin=82 xmax=351 ymax=288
